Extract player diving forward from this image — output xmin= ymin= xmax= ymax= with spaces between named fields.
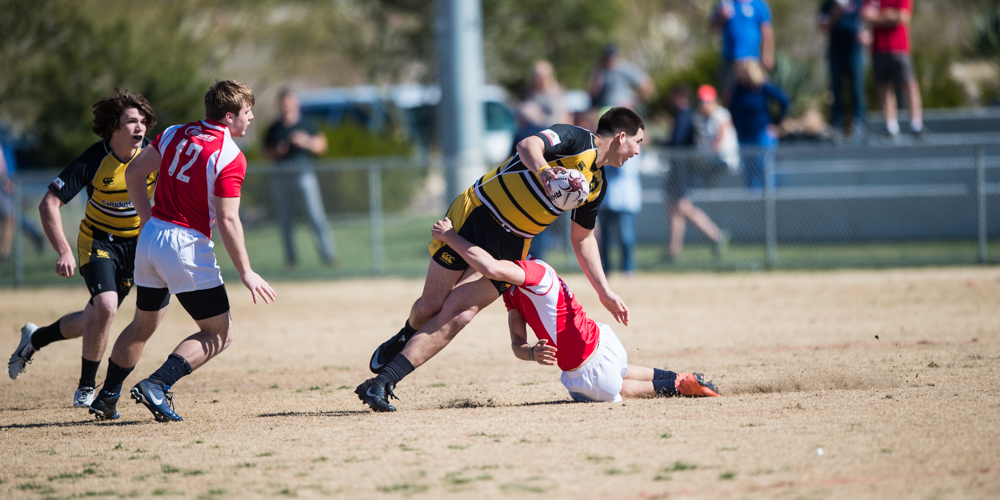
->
xmin=357 ymin=108 xmax=642 ymax=412
xmin=431 ymin=216 xmax=720 ymax=401
xmin=89 ymin=80 xmax=275 ymax=422
xmin=8 ymin=90 xmax=157 ymax=408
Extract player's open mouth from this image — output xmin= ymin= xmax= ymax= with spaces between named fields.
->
xmin=132 ymin=135 xmax=143 ymax=141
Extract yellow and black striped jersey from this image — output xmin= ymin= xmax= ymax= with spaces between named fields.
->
xmin=48 ymin=140 xmax=157 ymax=239
xmin=473 ymin=124 xmax=606 ymax=238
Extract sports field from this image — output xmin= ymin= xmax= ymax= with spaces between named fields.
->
xmin=2 ymin=267 xmax=999 ymax=499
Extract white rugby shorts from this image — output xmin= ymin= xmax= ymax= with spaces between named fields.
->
xmin=560 ymin=323 xmax=629 ymax=403
xmin=134 ymin=217 xmax=223 ymax=294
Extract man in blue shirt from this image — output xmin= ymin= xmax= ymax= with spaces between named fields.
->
xmin=711 ymin=0 xmax=775 ymax=105
xmin=818 ymin=0 xmax=868 ymax=143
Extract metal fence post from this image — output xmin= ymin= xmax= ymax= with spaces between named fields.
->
xmin=368 ymin=163 xmax=384 ymax=276
xmin=763 ymin=151 xmax=777 ymax=269
xmin=976 ymin=146 xmax=986 ymax=264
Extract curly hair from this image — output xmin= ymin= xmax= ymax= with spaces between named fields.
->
xmin=205 ymin=80 xmax=255 ymax=121
xmin=91 ymin=89 xmax=157 ymax=141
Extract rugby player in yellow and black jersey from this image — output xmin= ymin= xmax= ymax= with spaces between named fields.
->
xmin=356 ymin=107 xmax=644 ymax=412
xmin=7 ymin=90 xmax=158 ymax=409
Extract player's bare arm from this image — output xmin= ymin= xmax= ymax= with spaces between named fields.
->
xmin=515 ymin=135 xmax=565 ymax=194
xmin=430 ymin=217 xmax=526 ymax=285
xmin=507 ymin=309 xmax=557 ymax=365
xmin=38 ymin=191 xmax=74 ymax=278
xmin=215 ymin=195 xmax=276 ymax=305
xmin=124 ymin=146 xmax=162 ymax=229
xmin=570 ymin=221 xmax=630 ymax=326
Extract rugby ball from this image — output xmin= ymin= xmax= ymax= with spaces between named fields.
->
xmin=548 ymin=169 xmax=590 ymax=211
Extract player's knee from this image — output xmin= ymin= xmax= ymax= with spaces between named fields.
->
xmin=92 ymin=295 xmax=118 ymax=319
xmin=221 ymin=327 xmax=235 ymax=350
xmin=415 ymin=297 xmax=444 ymax=321
xmin=448 ymin=308 xmax=479 ymax=333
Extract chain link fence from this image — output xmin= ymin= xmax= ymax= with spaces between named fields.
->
xmin=2 ymin=139 xmax=998 ymax=288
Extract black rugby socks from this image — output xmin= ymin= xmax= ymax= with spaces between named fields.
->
xmin=376 ymin=355 xmax=415 ymax=387
xmin=402 ymin=321 xmax=417 ymax=341
xmin=149 ymin=354 xmax=193 ymax=388
xmin=30 ymin=319 xmax=66 ymax=351
xmin=652 ymin=369 xmax=679 ymax=397
xmin=79 ymin=357 xmax=101 ymax=389
xmin=99 ymin=360 xmax=134 ymax=398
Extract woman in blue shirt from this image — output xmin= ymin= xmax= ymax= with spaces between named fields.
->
xmin=729 ymin=59 xmax=789 ymax=189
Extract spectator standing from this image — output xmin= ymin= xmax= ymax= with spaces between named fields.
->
xmin=665 ymin=85 xmax=731 ymax=262
xmin=586 ymin=44 xmax=654 ymax=110
xmin=587 ymin=46 xmax=652 ymax=275
xmin=730 ymin=59 xmax=790 ymax=189
xmin=263 ymin=89 xmax=336 ymax=269
xmin=818 ymin=0 xmax=869 ymax=143
xmin=512 ymin=60 xmax=573 ymax=262
xmin=599 ymin=150 xmax=642 ymax=277
xmin=861 ymin=0 xmax=923 ymax=139
xmin=0 ymin=137 xmax=44 ymax=260
xmin=524 ymin=60 xmax=572 ymax=127
xmin=0 ymin=139 xmax=17 ymax=260
xmin=711 ymin=0 xmax=775 ymax=105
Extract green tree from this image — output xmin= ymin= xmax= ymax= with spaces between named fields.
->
xmin=0 ymin=0 xmax=211 ymax=167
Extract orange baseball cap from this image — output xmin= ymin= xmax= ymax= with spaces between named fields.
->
xmin=697 ymin=84 xmax=717 ymax=102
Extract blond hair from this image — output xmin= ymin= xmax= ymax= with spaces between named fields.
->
xmin=737 ymin=59 xmax=767 ymax=89
xmin=205 ymin=80 xmax=255 ymax=121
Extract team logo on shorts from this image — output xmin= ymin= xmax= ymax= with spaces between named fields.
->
xmin=51 ymin=177 xmax=65 ymax=190
xmin=96 ymin=249 xmax=110 ymax=259
xmin=440 ymin=252 xmax=455 ymax=265
xmin=499 ymin=283 xmax=511 ymax=292
xmin=120 ymin=278 xmax=132 ymax=291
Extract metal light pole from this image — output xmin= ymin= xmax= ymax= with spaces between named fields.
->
xmin=436 ymin=0 xmax=486 ymax=202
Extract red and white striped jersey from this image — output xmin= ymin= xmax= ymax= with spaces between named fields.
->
xmin=502 ymin=258 xmax=600 ymax=371
xmin=149 ymin=119 xmax=246 ymax=238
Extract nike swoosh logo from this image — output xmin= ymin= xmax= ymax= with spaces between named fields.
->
xmin=150 ymin=391 xmax=163 ymax=405
xmin=366 ymin=387 xmax=378 ymax=398
xmin=370 ymin=348 xmax=383 ymax=371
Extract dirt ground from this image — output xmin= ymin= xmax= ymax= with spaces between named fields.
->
xmin=1 ymin=267 xmax=998 ymax=499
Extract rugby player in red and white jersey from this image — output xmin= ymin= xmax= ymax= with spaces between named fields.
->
xmin=431 ymin=217 xmax=719 ymax=402
xmin=90 ymin=80 xmax=276 ymax=422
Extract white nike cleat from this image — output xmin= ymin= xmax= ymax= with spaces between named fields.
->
xmin=74 ymin=386 xmax=96 ymax=407
xmin=9 ymin=323 xmax=38 ymax=380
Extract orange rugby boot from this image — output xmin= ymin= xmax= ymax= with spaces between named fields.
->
xmin=675 ymin=372 xmax=721 ymax=397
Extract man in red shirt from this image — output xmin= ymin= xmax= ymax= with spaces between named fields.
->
xmin=406 ymin=216 xmax=718 ymax=406
xmin=862 ymin=0 xmax=924 ymax=139
xmin=89 ymin=80 xmax=276 ymax=422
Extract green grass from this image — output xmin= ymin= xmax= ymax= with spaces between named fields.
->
xmin=5 ymin=211 xmax=997 ymax=289
xmin=378 ymin=483 xmax=428 ymax=494
xmin=719 ymin=471 xmax=737 ymax=480
xmin=670 ymin=461 xmax=697 ymax=471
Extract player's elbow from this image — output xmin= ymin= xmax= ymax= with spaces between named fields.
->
xmin=39 ymin=193 xmax=59 ymax=214
xmin=478 ymin=263 xmax=504 ymax=282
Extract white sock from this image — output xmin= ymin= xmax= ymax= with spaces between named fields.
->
xmin=886 ymin=120 xmax=900 ymax=135
xmin=910 ymin=119 xmax=923 ymax=132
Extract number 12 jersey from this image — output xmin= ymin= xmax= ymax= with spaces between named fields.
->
xmin=149 ymin=119 xmax=247 ymax=238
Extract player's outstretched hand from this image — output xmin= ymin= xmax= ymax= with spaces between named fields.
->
xmin=241 ymin=271 xmax=276 ymax=305
xmin=431 ymin=217 xmax=454 ymax=241
xmin=600 ymin=291 xmax=630 ymax=326
xmin=537 ymin=166 xmax=567 ymax=196
xmin=531 ymin=339 xmax=557 ymax=366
